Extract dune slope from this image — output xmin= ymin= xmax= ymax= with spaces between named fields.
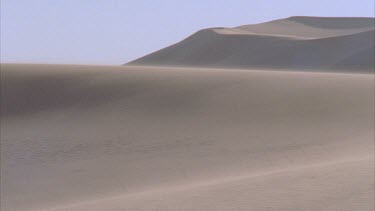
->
xmin=1 ymin=64 xmax=374 ymax=211
xmin=127 ymin=16 xmax=375 ymax=72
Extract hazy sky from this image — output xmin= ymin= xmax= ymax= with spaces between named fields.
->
xmin=1 ymin=0 xmax=374 ymax=65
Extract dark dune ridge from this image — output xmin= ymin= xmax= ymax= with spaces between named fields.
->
xmin=127 ymin=16 xmax=375 ymax=72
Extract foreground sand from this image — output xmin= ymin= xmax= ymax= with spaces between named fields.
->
xmin=1 ymin=64 xmax=374 ymax=210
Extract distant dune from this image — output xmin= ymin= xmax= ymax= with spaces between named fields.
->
xmin=128 ymin=16 xmax=375 ymax=72
xmin=1 ymin=16 xmax=374 ymax=211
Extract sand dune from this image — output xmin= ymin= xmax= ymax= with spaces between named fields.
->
xmin=1 ymin=64 xmax=374 ymax=210
xmin=1 ymin=15 xmax=374 ymax=211
xmin=235 ymin=16 xmax=375 ymax=38
xmin=128 ymin=16 xmax=375 ymax=72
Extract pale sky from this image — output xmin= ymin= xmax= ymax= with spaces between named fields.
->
xmin=1 ymin=0 xmax=374 ymax=65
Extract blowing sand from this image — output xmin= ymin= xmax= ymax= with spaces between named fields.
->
xmin=1 ymin=63 xmax=374 ymax=210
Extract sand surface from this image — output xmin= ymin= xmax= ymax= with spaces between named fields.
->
xmin=1 ymin=64 xmax=374 ymax=210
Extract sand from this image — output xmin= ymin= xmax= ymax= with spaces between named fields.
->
xmin=1 ymin=63 xmax=374 ymax=211
xmin=128 ymin=17 xmax=375 ymax=72
xmin=1 ymin=16 xmax=374 ymax=211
